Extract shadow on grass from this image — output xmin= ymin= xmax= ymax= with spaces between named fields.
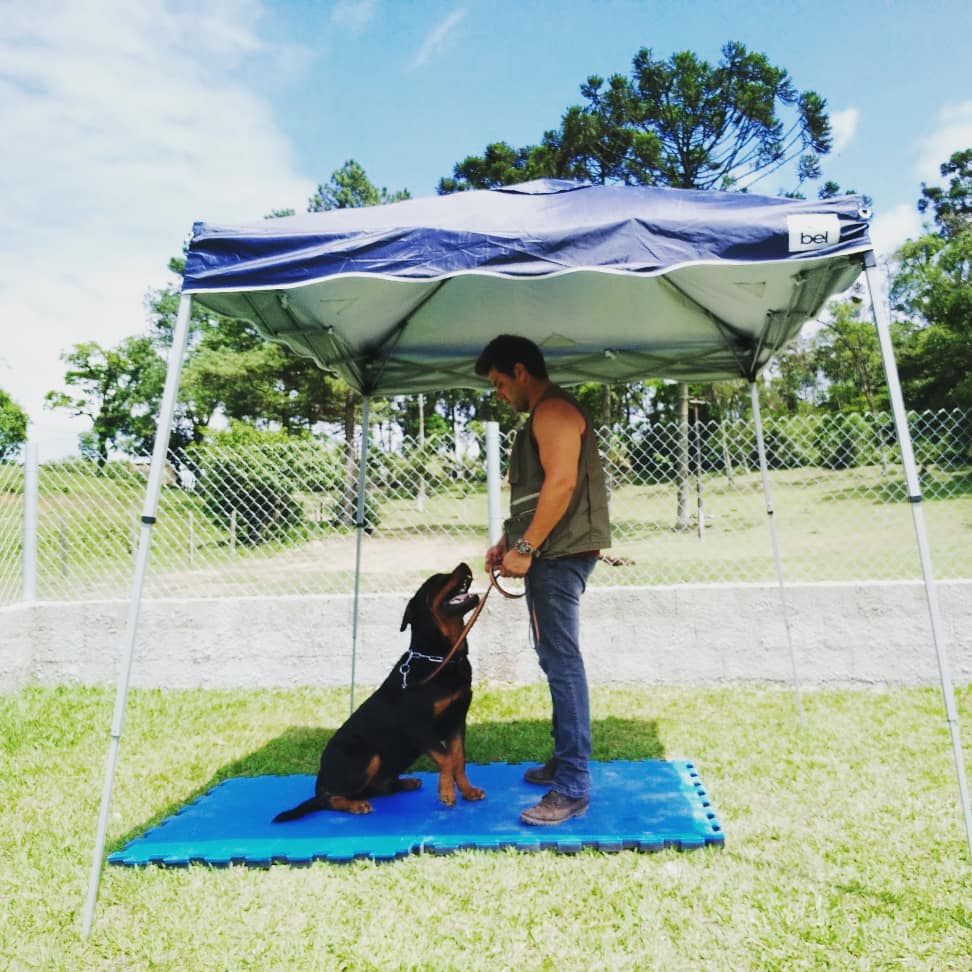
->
xmin=109 ymin=716 xmax=663 ymax=852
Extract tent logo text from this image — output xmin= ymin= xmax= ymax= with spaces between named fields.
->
xmin=786 ymin=214 xmax=840 ymax=253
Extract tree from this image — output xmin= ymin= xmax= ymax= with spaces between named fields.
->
xmin=440 ymin=41 xmax=838 ymax=526
xmin=892 ymin=148 xmax=972 ymax=411
xmin=0 ymin=388 xmax=29 ymax=461
xmin=440 ymin=41 xmax=831 ymax=195
xmin=308 ymin=159 xmax=411 ymax=212
xmin=812 ymin=301 xmax=887 ymax=415
xmin=45 ymin=337 xmax=166 ymax=464
xmin=917 ymin=147 xmax=972 ymax=240
xmin=761 ymin=338 xmax=820 ymax=414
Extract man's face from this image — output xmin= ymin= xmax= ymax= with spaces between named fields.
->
xmin=487 ymin=365 xmax=529 ymax=413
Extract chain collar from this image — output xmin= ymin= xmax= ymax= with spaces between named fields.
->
xmin=399 ymin=649 xmax=447 ymax=689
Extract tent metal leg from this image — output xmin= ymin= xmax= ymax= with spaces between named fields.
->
xmin=750 ymin=381 xmax=805 ymax=725
xmin=863 ymin=257 xmax=972 ymax=860
xmin=349 ymin=396 xmax=371 ymax=715
xmin=81 ymin=294 xmax=194 ymax=939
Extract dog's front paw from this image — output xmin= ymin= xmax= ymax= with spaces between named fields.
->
xmin=438 ymin=785 xmax=457 ymax=807
xmin=461 ymin=786 xmax=486 ymax=802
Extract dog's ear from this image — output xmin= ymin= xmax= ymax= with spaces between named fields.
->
xmin=400 ymin=597 xmax=414 ymax=632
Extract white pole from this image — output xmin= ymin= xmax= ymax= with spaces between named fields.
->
xmin=22 ymin=442 xmax=39 ymax=601
xmin=81 ymin=294 xmax=193 ymax=939
xmin=750 ymin=381 xmax=805 ymax=725
xmin=485 ymin=421 xmax=502 ymax=546
xmin=416 ymin=393 xmax=426 ymax=513
xmin=863 ymin=257 xmax=972 ymax=860
xmin=349 ymin=396 xmax=371 ymax=715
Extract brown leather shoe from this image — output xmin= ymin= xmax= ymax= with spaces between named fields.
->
xmin=523 ymin=757 xmax=558 ymax=786
xmin=520 ymin=789 xmax=589 ymax=826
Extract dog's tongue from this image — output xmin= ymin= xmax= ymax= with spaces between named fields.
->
xmin=448 ymin=592 xmax=478 ymax=608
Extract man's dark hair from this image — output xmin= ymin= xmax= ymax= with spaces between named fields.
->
xmin=475 ymin=334 xmax=548 ymax=379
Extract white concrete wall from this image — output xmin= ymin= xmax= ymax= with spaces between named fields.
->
xmin=3 ymin=580 xmax=971 ymax=693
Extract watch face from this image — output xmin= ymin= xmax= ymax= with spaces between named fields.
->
xmin=516 ymin=540 xmax=532 ymax=555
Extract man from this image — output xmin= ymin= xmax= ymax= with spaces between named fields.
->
xmin=476 ymin=334 xmax=611 ymax=825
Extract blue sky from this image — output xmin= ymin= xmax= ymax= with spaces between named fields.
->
xmin=2 ymin=0 xmax=970 ymax=457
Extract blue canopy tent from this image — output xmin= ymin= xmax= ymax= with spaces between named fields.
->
xmin=82 ymin=180 xmax=970 ymax=934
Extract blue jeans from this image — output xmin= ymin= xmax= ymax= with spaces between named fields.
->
xmin=525 ymin=553 xmax=598 ymax=799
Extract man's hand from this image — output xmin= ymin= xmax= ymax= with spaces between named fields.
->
xmin=499 ymin=547 xmax=533 ymax=578
xmin=485 ymin=538 xmax=507 ymax=573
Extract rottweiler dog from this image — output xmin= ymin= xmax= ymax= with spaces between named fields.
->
xmin=273 ymin=562 xmax=485 ymax=821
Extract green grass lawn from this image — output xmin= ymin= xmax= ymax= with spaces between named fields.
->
xmin=3 ymin=684 xmax=972 ymax=969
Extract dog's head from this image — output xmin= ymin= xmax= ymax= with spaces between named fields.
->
xmin=400 ymin=562 xmax=480 ymax=645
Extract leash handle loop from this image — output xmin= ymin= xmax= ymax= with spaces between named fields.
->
xmin=489 ymin=565 xmax=527 ymax=600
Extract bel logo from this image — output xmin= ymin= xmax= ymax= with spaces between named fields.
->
xmin=787 ymin=214 xmax=840 ymax=252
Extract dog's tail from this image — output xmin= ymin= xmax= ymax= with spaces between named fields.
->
xmin=272 ymin=796 xmax=327 ymax=823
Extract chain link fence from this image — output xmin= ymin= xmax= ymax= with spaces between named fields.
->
xmin=2 ymin=410 xmax=970 ymax=604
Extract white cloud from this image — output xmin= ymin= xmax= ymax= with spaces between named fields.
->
xmin=868 ymin=203 xmax=923 ymax=260
xmin=850 ymin=100 xmax=972 ymax=268
xmin=915 ymin=99 xmax=972 ymax=186
xmin=0 ymin=0 xmax=314 ymax=457
xmin=331 ymin=0 xmax=378 ymax=35
xmin=829 ymin=107 xmax=860 ymax=155
xmin=409 ymin=8 xmax=466 ymax=70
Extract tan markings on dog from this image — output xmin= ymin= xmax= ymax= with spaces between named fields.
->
xmin=424 ymin=748 xmax=457 ymax=805
xmin=436 ymin=618 xmax=465 ymax=642
xmin=446 ymin=734 xmax=486 ymax=801
xmin=433 ymin=690 xmax=464 ymax=718
xmin=428 ymin=565 xmax=470 ymax=640
xmin=363 ymin=753 xmax=381 ymax=785
xmin=330 ymin=796 xmax=373 ymax=814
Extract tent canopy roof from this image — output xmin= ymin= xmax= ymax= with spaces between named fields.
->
xmin=183 ymin=180 xmax=872 ymax=394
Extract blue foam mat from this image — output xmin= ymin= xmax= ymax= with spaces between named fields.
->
xmin=109 ymin=760 xmax=723 ymax=866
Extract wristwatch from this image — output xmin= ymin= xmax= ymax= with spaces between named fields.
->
xmin=514 ymin=537 xmax=538 ymax=557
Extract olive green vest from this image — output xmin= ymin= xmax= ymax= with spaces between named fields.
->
xmin=504 ymin=386 xmax=612 ymax=558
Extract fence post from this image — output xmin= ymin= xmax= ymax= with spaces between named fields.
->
xmin=486 ymin=422 xmax=502 ymax=545
xmin=691 ymin=399 xmax=705 ymax=540
xmin=22 ymin=443 xmax=39 ymax=601
xmin=416 ymin=394 xmax=426 ymax=513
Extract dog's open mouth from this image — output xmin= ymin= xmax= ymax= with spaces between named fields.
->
xmin=442 ymin=564 xmax=480 ymax=617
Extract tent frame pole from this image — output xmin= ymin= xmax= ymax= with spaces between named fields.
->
xmin=349 ymin=395 xmax=371 ymax=715
xmin=81 ymin=293 xmax=194 ymax=939
xmin=862 ymin=255 xmax=972 ymax=860
xmin=750 ymin=381 xmax=805 ymax=725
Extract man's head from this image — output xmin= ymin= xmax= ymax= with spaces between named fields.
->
xmin=475 ymin=335 xmax=548 ymax=381
xmin=475 ymin=334 xmax=549 ymax=413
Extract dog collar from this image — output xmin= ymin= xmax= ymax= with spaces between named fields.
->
xmin=399 ymin=649 xmax=450 ymax=689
